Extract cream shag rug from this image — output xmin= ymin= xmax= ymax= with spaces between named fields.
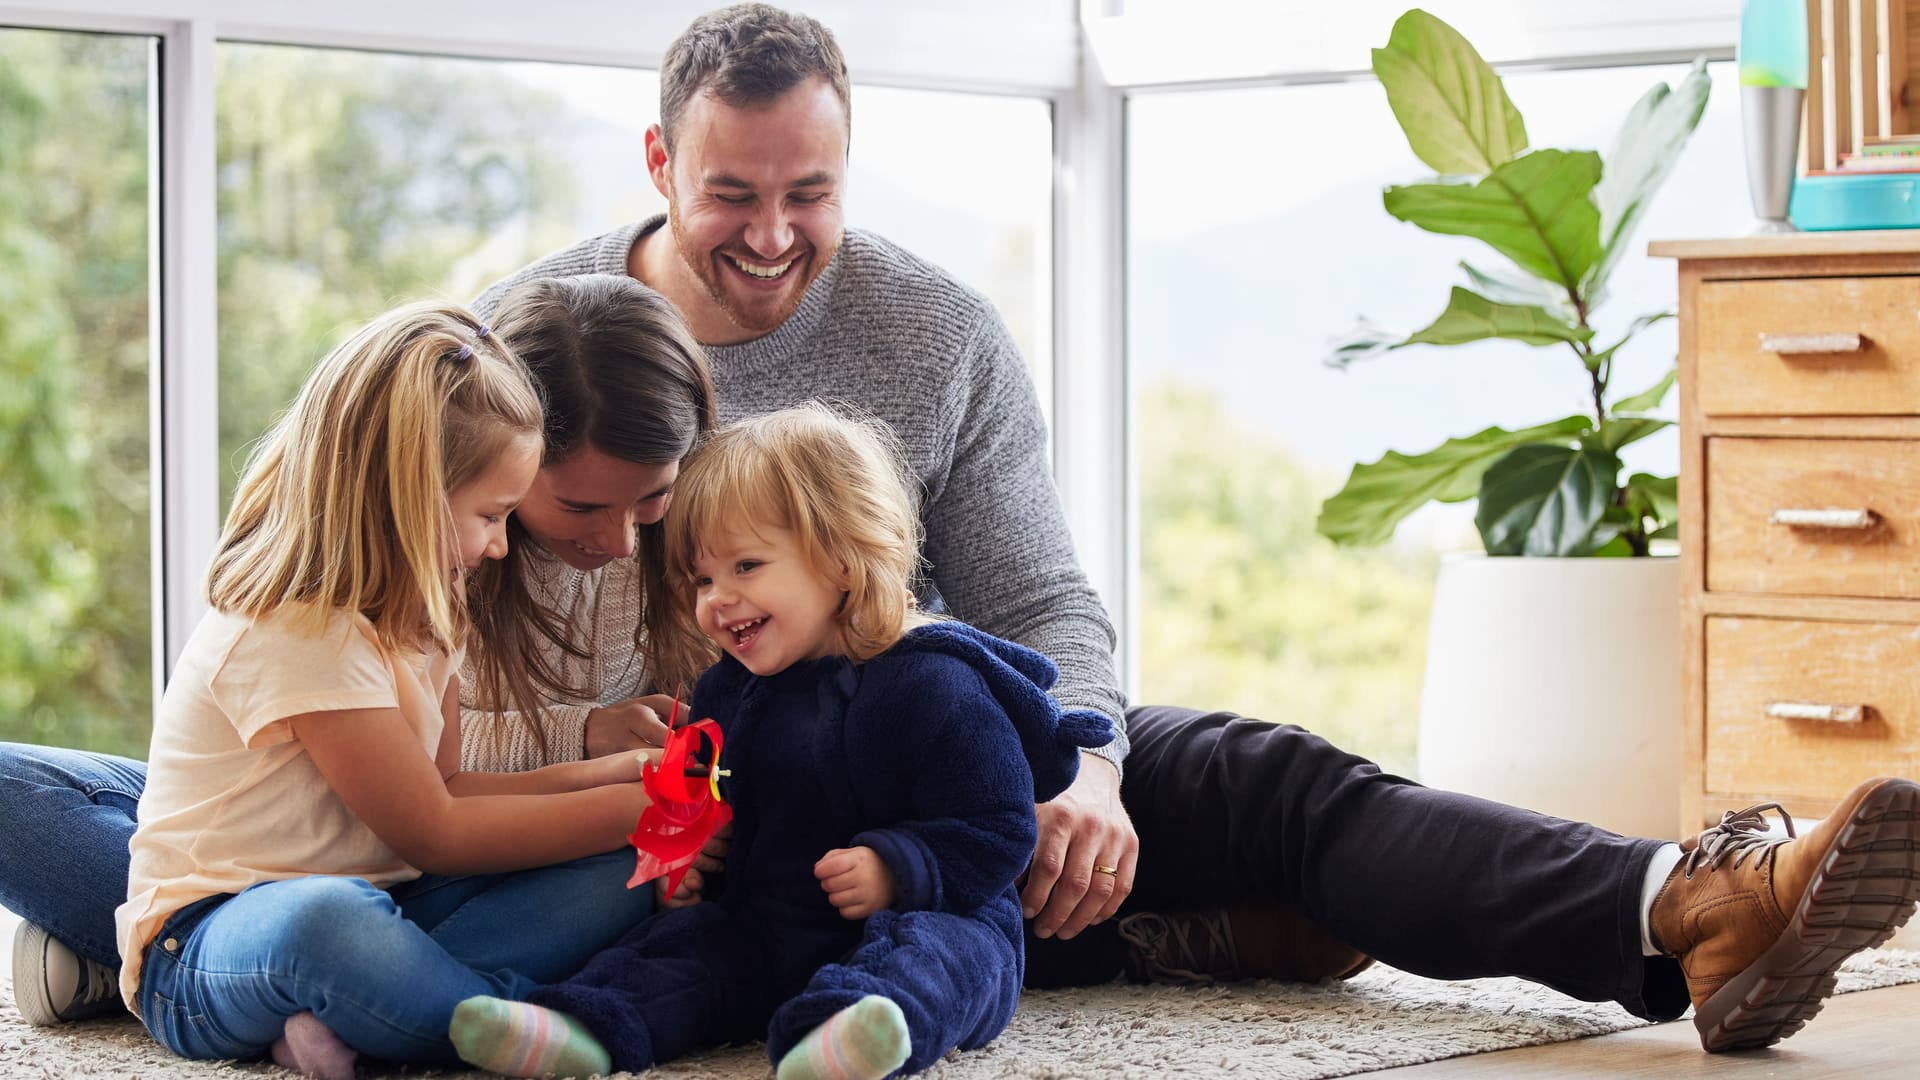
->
xmin=5 ymin=950 xmax=1919 ymax=1080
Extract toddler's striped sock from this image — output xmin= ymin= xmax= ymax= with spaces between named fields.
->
xmin=449 ymin=995 xmax=611 ymax=1079
xmin=775 ymin=995 xmax=911 ymax=1080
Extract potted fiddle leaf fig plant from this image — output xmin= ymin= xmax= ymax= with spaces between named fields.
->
xmin=1316 ymin=8 xmax=1711 ymax=558
xmin=1320 ymin=8 xmax=1712 ymax=839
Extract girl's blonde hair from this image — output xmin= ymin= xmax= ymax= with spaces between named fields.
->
xmin=657 ymin=403 xmax=935 ymax=689
xmin=207 ymin=301 xmax=543 ymax=655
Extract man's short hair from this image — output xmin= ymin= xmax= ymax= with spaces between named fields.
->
xmin=660 ymin=4 xmax=852 ymax=148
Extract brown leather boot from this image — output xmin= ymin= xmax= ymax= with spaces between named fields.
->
xmin=1115 ymin=904 xmax=1374 ymax=985
xmin=1648 ymin=777 xmax=1920 ymax=1052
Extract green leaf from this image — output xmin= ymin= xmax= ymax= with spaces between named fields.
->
xmin=1585 ymin=504 xmax=1634 ymax=554
xmin=1371 ymin=9 xmax=1528 ymax=175
xmin=1460 ymin=259 xmax=1576 ymax=320
xmin=1384 ymin=149 xmax=1603 ymax=293
xmin=1406 ymin=286 xmax=1593 ymax=348
xmin=1325 ymin=318 xmax=1409 ymax=369
xmin=1586 ymin=311 xmax=1675 ymax=375
xmin=1611 ymin=364 xmax=1677 ymax=413
xmin=1588 ymin=415 xmax=1672 ymax=453
xmin=1317 ymin=415 xmax=1593 ymax=547
xmin=1475 ymin=442 xmax=1623 ymax=555
xmin=1587 ymin=534 xmax=1638 ymax=557
xmin=1326 ymin=288 xmax=1588 ymax=368
xmin=1624 ymin=471 xmax=1679 ymax=530
xmin=1587 ymin=59 xmax=1712 ymax=299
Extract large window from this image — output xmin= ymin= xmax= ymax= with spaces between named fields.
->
xmin=848 ymin=86 xmax=1054 ymax=400
xmin=0 ymin=16 xmax=1057 ymax=753
xmin=216 ymin=49 xmax=1057 ymax=505
xmin=1126 ymin=62 xmax=1744 ymax=773
xmin=0 ymin=27 xmax=154 ymax=755
xmin=214 ymin=44 xmax=659 ymax=505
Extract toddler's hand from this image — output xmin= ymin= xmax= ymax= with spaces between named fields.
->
xmin=814 ymin=846 xmax=897 ymax=920
xmin=656 ymin=865 xmax=705 ymax=910
xmin=694 ymin=820 xmax=733 ymax=874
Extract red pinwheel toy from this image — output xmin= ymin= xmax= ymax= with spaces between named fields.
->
xmin=626 ymin=699 xmax=732 ymax=896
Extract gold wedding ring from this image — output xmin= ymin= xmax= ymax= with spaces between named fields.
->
xmin=1092 ymin=864 xmax=1119 ymax=876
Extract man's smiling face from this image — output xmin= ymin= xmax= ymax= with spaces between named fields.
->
xmin=653 ymin=76 xmax=847 ymax=342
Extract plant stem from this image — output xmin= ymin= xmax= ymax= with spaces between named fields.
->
xmin=1575 ymin=287 xmax=1647 ymax=554
xmin=1589 ymin=356 xmax=1607 ymax=427
xmin=1568 ymin=290 xmax=1606 ymax=428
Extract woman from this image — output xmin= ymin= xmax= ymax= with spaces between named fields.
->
xmin=1 ymin=273 xmax=715 ymax=1026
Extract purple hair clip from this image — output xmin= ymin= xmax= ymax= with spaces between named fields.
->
xmin=454 ymin=343 xmax=475 ymax=361
xmin=475 ymin=323 xmax=492 ymax=340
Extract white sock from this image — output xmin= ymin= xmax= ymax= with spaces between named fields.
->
xmin=1639 ymin=842 xmax=1685 ymax=957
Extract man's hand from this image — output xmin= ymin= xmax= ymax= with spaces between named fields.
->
xmin=1022 ymin=753 xmax=1136 ymax=940
xmin=815 ymin=846 xmax=898 ymax=920
xmin=584 ymin=694 xmax=677 ymax=758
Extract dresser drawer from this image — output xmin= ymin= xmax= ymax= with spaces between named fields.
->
xmin=1705 ymin=436 xmax=1920 ymax=599
xmin=1695 ymin=275 xmax=1920 ymax=416
xmin=1705 ymin=616 xmax=1920 ymax=802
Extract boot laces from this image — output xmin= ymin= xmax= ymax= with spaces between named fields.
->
xmin=1115 ymin=909 xmax=1238 ymax=984
xmin=1682 ymin=801 xmax=1796 ymax=880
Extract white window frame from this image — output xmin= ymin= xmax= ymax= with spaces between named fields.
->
xmin=1 ymin=0 xmax=1747 ymax=711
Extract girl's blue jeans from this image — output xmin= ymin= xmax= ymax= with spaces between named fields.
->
xmin=0 ymin=742 xmax=654 ymax=1063
xmin=0 ymin=742 xmax=145 ymax=967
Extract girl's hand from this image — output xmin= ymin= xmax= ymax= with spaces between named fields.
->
xmin=814 ymin=846 xmax=897 ymax=920
xmin=607 ymin=777 xmax=655 ymax=826
xmin=656 ymin=865 xmax=705 ymax=909
xmin=588 ymin=746 xmax=663 ymax=788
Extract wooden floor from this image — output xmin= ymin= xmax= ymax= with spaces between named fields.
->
xmin=1370 ymin=981 xmax=1920 ymax=1078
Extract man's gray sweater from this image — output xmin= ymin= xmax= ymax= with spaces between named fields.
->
xmin=476 ymin=217 xmax=1129 ymax=769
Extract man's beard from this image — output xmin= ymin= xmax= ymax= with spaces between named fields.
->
xmin=667 ymin=201 xmax=835 ymax=337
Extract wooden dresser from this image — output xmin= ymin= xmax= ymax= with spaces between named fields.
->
xmin=1652 ymin=232 xmax=1920 ymax=833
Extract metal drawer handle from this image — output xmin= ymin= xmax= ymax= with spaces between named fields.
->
xmin=1767 ymin=701 xmax=1867 ymax=724
xmin=1758 ymin=332 xmax=1867 ymax=354
xmin=1769 ymin=508 xmax=1879 ymax=529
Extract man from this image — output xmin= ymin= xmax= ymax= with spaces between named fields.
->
xmin=476 ymin=2 xmax=1920 ymax=1055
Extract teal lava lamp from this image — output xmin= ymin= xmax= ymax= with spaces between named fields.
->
xmin=1740 ymin=0 xmax=1809 ymax=233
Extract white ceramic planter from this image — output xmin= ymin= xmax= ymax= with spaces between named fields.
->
xmin=1416 ymin=553 xmax=1683 ymax=839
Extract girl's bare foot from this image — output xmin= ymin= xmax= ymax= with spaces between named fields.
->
xmin=270 ymin=1011 xmax=357 ymax=1080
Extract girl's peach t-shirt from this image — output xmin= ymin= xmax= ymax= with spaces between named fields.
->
xmin=114 ymin=604 xmax=457 ymax=1012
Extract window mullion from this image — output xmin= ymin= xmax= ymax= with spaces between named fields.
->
xmin=1054 ymin=26 xmax=1131 ymax=692
xmin=154 ymin=16 xmax=220 ymax=695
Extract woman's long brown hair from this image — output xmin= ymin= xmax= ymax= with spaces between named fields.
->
xmin=466 ymin=275 xmax=717 ymax=746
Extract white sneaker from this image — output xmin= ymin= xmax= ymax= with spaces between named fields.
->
xmin=11 ymin=921 xmax=121 ymax=1025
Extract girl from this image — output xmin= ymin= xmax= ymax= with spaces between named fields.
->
xmin=116 ymin=300 xmax=660 ymax=1078
xmin=2 ymin=274 xmax=716 ymax=1030
xmin=450 ymin=404 xmax=1113 ymax=1080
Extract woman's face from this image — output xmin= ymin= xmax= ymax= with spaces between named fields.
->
xmin=514 ymin=445 xmax=681 ymax=572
